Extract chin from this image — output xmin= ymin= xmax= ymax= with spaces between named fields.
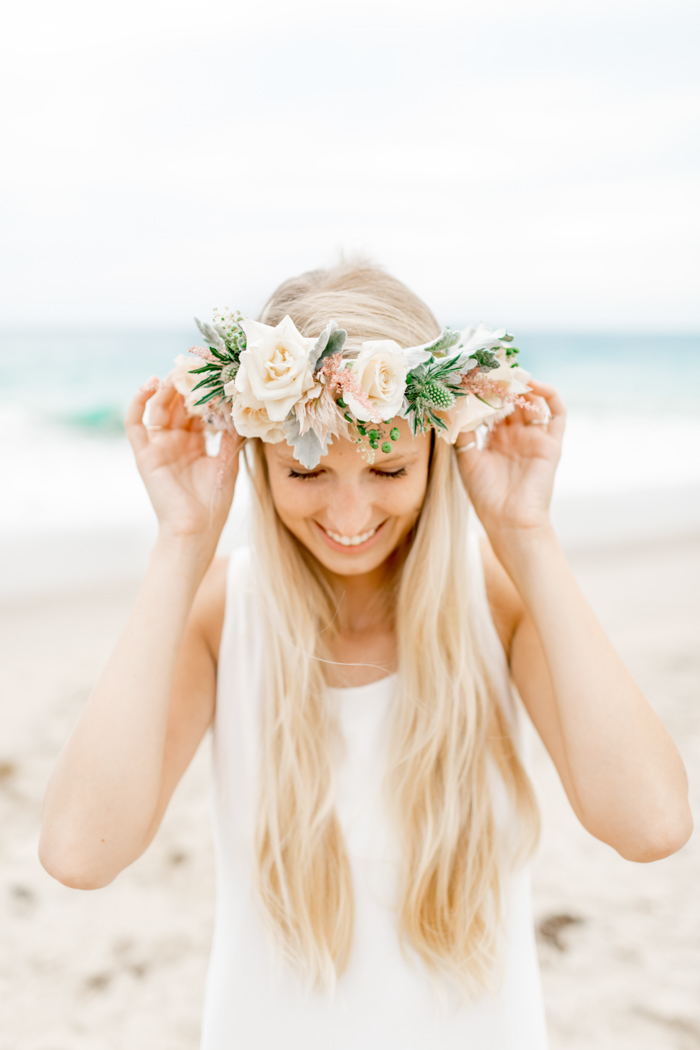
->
xmin=311 ymin=544 xmax=390 ymax=576
xmin=303 ymin=528 xmax=398 ymax=575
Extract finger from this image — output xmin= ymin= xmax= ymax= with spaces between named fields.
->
xmin=216 ymin=430 xmax=245 ymax=480
xmin=527 ymin=379 xmax=567 ymax=439
xmin=211 ymin=431 xmax=245 ymax=506
xmin=453 ymin=433 xmax=479 ymax=467
xmin=146 ymin=379 xmax=179 ymax=427
xmin=125 ymin=377 xmax=159 ymax=453
xmin=168 ymin=389 xmax=195 ymax=431
xmin=519 ymin=392 xmax=550 ymax=424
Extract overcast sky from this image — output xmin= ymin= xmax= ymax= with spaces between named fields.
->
xmin=2 ymin=0 xmax=699 ymax=330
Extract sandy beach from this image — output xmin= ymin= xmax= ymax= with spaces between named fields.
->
xmin=1 ymin=503 xmax=698 ymax=1049
xmin=3 ymin=0 xmax=700 ymax=1039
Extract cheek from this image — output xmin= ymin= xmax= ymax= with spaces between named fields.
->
xmin=268 ymin=477 xmax=323 ymax=526
xmin=379 ymin=478 xmax=429 ymax=525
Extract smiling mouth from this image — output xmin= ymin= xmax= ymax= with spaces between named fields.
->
xmin=308 ymin=518 xmax=384 ymax=546
xmin=325 ymin=526 xmax=378 ymax=547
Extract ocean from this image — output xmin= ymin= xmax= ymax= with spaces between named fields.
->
xmin=2 ymin=328 xmax=700 ymax=539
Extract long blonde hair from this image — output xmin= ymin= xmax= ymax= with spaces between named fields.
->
xmin=247 ymin=261 xmax=539 ymax=993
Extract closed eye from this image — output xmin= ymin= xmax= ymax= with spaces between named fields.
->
xmin=373 ymin=467 xmax=407 ymax=479
xmin=288 ymin=469 xmax=322 ymax=480
xmin=288 ymin=466 xmax=408 ymax=480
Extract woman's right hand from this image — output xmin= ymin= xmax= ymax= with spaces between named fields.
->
xmin=40 ymin=377 xmax=239 ymax=890
xmin=125 ymin=377 xmax=244 ymax=560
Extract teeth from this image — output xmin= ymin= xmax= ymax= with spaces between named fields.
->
xmin=326 ymin=526 xmax=377 ymax=547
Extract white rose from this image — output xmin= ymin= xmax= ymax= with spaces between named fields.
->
xmin=437 ymin=363 xmax=531 ymax=442
xmin=343 ymin=340 xmax=409 ymax=423
xmin=437 ymin=393 xmax=503 ymax=443
xmin=459 ymin=323 xmax=511 ymax=356
xmin=228 ymin=386 xmax=286 ymax=443
xmin=171 ymin=355 xmax=207 ymax=417
xmin=235 ymin=315 xmax=316 ymax=422
xmin=487 ymin=361 xmax=531 ymax=394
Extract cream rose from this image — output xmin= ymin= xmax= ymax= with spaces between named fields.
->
xmin=227 ymin=384 xmax=286 ymax=443
xmin=235 ymin=315 xmax=316 ymax=422
xmin=438 ymin=362 xmax=531 ymax=442
xmin=437 ymin=393 xmax=504 ymax=443
xmin=171 ymin=355 xmax=208 ymax=417
xmin=486 ymin=361 xmax=531 ymax=394
xmin=343 ymin=340 xmax=409 ymax=423
xmin=460 ymin=323 xmax=511 ymax=357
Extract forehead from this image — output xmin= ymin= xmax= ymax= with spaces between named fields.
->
xmin=267 ymin=416 xmax=431 ymax=469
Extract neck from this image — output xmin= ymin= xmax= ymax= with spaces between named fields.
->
xmin=321 ymin=552 xmax=402 ymax=634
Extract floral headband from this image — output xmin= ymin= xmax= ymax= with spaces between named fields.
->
xmin=171 ymin=310 xmax=531 ymax=468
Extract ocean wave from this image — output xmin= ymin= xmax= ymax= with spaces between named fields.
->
xmin=2 ymin=406 xmax=699 ymax=539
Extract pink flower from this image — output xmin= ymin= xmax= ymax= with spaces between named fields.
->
xmin=188 ymin=345 xmax=218 ymax=363
xmin=294 ymin=383 xmax=349 ymax=444
xmin=318 ymin=354 xmax=377 ymax=418
xmin=436 ymin=367 xmax=531 ymax=442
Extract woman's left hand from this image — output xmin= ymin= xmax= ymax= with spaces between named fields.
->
xmin=462 ymin=380 xmax=692 ymax=865
xmin=454 ymin=379 xmax=566 ymax=539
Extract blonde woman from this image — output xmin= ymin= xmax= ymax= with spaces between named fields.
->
xmin=40 ymin=264 xmax=692 ymax=1048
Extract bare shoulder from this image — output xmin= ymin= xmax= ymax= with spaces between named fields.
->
xmin=191 ymin=555 xmax=229 ymax=664
xmin=479 ymin=536 xmax=524 ymax=659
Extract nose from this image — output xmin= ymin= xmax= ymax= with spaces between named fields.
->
xmin=324 ymin=480 xmax=376 ymax=536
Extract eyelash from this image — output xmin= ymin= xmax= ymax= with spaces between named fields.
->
xmin=288 ymin=467 xmax=408 ymax=481
xmin=376 ymin=467 xmax=407 ymax=479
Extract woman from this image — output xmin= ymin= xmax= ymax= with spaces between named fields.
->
xmin=40 ymin=263 xmax=692 ymax=1048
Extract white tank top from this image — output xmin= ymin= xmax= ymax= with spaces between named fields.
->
xmin=201 ymin=548 xmax=549 ymax=1049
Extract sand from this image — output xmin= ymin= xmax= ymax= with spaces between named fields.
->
xmin=0 ymin=528 xmax=698 ymax=1049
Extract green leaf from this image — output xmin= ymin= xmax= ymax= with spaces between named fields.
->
xmin=425 ymin=408 xmax=447 ymax=430
xmin=471 ymin=349 xmax=499 ymax=370
xmin=192 ymin=374 xmax=224 ymax=393
xmin=421 ymin=328 xmax=461 ymax=357
xmin=193 ymin=388 xmax=223 ymax=407
xmin=406 ymin=408 xmax=420 ymax=437
xmin=189 ymin=362 xmax=222 ymax=374
xmin=208 ymin=345 xmax=229 ymax=362
xmin=315 ymin=328 xmax=347 ymax=369
xmin=472 ymin=392 xmax=497 ymax=407
xmin=423 ymin=356 xmax=465 ymax=384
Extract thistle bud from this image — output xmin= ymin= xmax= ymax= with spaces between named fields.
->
xmin=423 ymin=380 xmax=455 ymax=409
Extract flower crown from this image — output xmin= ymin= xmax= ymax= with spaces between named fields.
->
xmin=171 ymin=311 xmax=531 ymax=468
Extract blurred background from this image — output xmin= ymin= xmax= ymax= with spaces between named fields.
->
xmin=0 ymin=0 xmax=698 ymax=1047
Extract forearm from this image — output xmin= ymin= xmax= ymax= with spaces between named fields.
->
xmin=39 ymin=534 xmax=209 ymax=886
xmin=494 ymin=524 xmax=692 ymax=859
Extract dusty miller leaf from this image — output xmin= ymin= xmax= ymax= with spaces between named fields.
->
xmin=315 ymin=327 xmax=347 ymax=368
xmin=194 ymin=317 xmax=226 ymax=353
xmin=284 ymin=418 xmax=332 ymax=469
xmin=310 ymin=321 xmax=347 ymax=371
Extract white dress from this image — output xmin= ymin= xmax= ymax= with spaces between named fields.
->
xmin=201 ymin=548 xmax=549 ymax=1049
